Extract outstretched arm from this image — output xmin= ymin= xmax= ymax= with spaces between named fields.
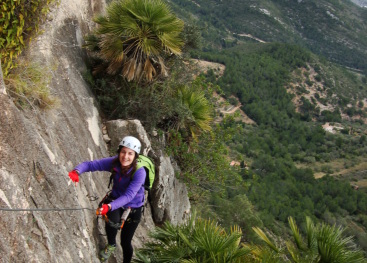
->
xmin=68 ymin=156 xmax=117 ymax=185
xmin=74 ymin=156 xmax=117 ymax=174
xmin=109 ymin=168 xmax=146 ymax=211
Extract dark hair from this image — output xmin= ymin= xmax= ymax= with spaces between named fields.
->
xmin=114 ymin=146 xmax=139 ymax=175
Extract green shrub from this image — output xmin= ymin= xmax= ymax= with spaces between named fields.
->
xmin=321 ymin=165 xmax=333 ymax=174
xmin=135 ymin=212 xmax=252 ymax=262
xmin=5 ymin=60 xmax=58 ymax=109
xmin=315 ymin=74 xmax=322 ymax=82
xmin=228 ymin=96 xmax=239 ymax=106
xmin=305 ymin=78 xmax=313 ymax=86
xmin=303 ymin=156 xmax=316 ymax=163
xmin=250 ymin=216 xmax=365 ymax=262
xmin=0 ymin=0 xmax=56 ymax=76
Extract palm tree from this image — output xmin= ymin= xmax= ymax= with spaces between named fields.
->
xmin=174 ymin=83 xmax=213 ymax=140
xmin=133 ymin=212 xmax=251 ymax=263
xmin=84 ymin=0 xmax=184 ymax=82
xmin=247 ymin=216 xmax=365 ymax=263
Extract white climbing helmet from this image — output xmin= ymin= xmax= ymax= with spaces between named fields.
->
xmin=118 ymin=136 xmax=141 ymax=154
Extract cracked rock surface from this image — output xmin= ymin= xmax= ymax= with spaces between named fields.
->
xmin=0 ymin=0 xmax=189 ymax=262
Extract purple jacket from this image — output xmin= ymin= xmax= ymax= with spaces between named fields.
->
xmin=74 ymin=156 xmax=146 ymax=211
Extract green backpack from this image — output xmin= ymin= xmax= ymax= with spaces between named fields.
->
xmin=136 ymin=155 xmax=155 ymax=190
xmin=109 ymin=155 xmax=155 ymax=191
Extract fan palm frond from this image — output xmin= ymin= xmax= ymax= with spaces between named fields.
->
xmin=86 ymin=0 xmax=184 ymax=82
xmin=305 ymin=216 xmax=317 ymax=251
xmin=133 ymin=212 xmax=250 ymax=263
xmin=176 ymin=84 xmax=212 ymax=139
xmin=252 ymin=227 xmax=280 ymax=253
xmin=251 ymin=217 xmax=365 ymax=263
xmin=288 ymin=217 xmax=304 ymax=250
xmin=317 ymin=223 xmax=365 ymax=263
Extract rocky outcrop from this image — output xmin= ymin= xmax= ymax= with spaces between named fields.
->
xmin=0 ymin=0 xmax=190 ymax=262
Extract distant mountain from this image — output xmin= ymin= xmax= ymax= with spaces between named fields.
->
xmin=169 ymin=0 xmax=367 ymax=71
xmin=350 ymin=0 xmax=367 ymax=7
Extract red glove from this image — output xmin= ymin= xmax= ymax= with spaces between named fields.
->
xmin=100 ymin=204 xmax=110 ymax=216
xmin=68 ymin=170 xmax=79 ymax=183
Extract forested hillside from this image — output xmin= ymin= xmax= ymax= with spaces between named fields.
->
xmin=169 ymin=0 xmax=367 ymax=71
xmin=191 ymin=43 xmax=367 ymax=250
xmin=351 ymin=0 xmax=367 ymax=7
xmin=165 ymin=0 xmax=367 ymax=254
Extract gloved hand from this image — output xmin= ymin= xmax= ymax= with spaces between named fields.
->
xmin=68 ymin=170 xmax=79 ymax=183
xmin=100 ymin=204 xmax=110 ymax=216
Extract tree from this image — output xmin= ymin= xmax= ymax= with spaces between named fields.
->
xmin=84 ymin=0 xmax=184 ymax=82
xmin=248 ymin=216 xmax=365 ymax=263
xmin=209 ymin=194 xmax=263 ymax=242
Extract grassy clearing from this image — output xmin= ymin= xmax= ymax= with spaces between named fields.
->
xmin=298 ymin=157 xmax=367 ymax=188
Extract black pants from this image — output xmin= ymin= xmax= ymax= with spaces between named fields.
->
xmin=105 ymin=206 xmax=142 ymax=263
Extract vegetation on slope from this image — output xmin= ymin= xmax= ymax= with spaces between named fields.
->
xmin=169 ymin=0 xmax=367 ymax=71
xmin=133 ymin=213 xmax=366 ymax=263
xmin=191 ymin=41 xmax=367 ymax=250
xmin=84 ymin=0 xmax=184 ymax=82
xmin=80 ymin=0 xmax=367 ymax=256
xmin=1 ymin=0 xmax=58 ymax=108
xmin=0 ymin=0 xmax=57 ymax=76
xmin=2 ymin=0 xmax=367 ymax=260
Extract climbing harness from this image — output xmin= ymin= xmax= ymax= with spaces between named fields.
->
xmin=96 ymin=191 xmax=131 ymax=230
xmin=96 ymin=207 xmax=131 ymax=230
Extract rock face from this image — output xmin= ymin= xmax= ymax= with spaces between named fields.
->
xmin=0 ymin=62 xmax=5 ymax=95
xmin=0 ymin=0 xmax=190 ymax=262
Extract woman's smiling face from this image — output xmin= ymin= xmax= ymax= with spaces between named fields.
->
xmin=119 ymin=147 xmax=136 ymax=167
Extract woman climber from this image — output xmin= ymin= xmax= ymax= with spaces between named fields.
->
xmin=68 ymin=136 xmax=146 ymax=263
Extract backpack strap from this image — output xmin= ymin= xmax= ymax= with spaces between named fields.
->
xmin=109 ymin=157 xmax=153 ymax=190
xmin=108 ymin=167 xmax=118 ymax=189
xmin=132 ymin=165 xmax=152 ymax=190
